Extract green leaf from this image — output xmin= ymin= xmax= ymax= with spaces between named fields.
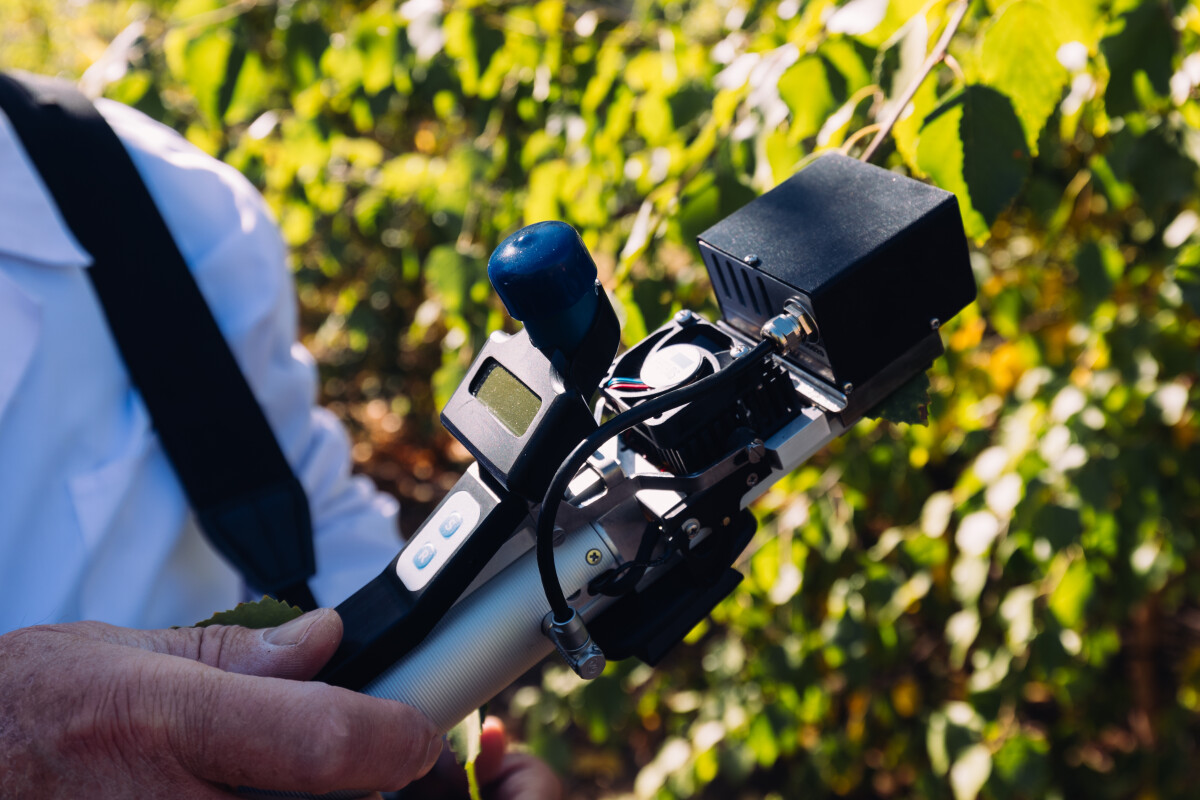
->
xmin=978 ymin=0 xmax=1069 ymax=156
xmin=447 ymin=708 xmax=484 ymax=800
xmin=194 ymin=596 xmax=304 ymax=629
xmin=1075 ymin=239 xmax=1124 ymax=310
xmin=917 ymin=85 xmax=1030 ymax=241
xmin=167 ymin=27 xmax=245 ymax=125
xmin=1101 ymin=2 xmax=1174 ymax=115
xmin=635 ymin=92 xmax=674 ymax=146
xmin=865 ymin=370 xmax=932 ymax=425
xmin=1048 ymin=558 xmax=1093 ymax=628
xmin=1049 ymin=0 xmax=1108 ymax=49
xmin=223 ymin=51 xmax=270 ymax=125
xmin=779 ymin=56 xmax=837 ymax=143
xmin=819 ymin=38 xmax=872 ymax=94
xmin=360 ymin=20 xmax=398 ymax=95
xmin=424 ymin=244 xmax=475 ymax=315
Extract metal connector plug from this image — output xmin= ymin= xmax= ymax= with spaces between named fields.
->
xmin=542 ymin=610 xmax=606 ymax=680
xmin=761 ymin=303 xmax=816 ymax=356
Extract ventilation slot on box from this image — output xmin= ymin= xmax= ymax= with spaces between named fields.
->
xmin=723 ymin=258 xmax=746 ymax=306
xmin=706 ymin=251 xmax=731 ymax=298
xmin=738 ymin=266 xmax=760 ymax=314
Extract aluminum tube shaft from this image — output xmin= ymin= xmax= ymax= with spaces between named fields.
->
xmin=362 ymin=524 xmax=616 ymax=732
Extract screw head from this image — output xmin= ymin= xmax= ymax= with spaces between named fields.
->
xmin=746 ymin=473 xmax=760 ymax=487
xmin=743 ymin=254 xmax=761 ymax=267
xmin=930 ymin=318 xmax=941 ymax=330
xmin=730 ymin=344 xmax=749 ymax=358
xmin=586 ymin=548 xmax=602 ymax=565
xmin=842 ymin=382 xmax=854 ymax=395
xmin=674 ymin=309 xmax=694 ymax=324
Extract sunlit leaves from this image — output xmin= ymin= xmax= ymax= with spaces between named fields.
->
xmin=977 ymin=0 xmax=1069 ymax=155
xmin=164 ymin=26 xmax=244 ymax=124
xmin=1049 ymin=556 xmax=1094 ymax=628
xmin=917 ymin=85 xmax=1029 ymax=241
xmin=778 ymin=55 xmax=837 ymax=142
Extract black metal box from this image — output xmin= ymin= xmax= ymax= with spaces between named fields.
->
xmin=697 ymin=153 xmax=976 ymax=391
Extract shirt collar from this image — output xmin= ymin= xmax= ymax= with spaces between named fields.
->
xmin=0 ymin=106 xmax=93 ymax=269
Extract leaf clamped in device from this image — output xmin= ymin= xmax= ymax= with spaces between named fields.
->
xmin=865 ymin=370 xmax=932 ymax=426
xmin=447 ymin=707 xmax=484 ymax=800
xmin=193 ymin=595 xmax=305 ymax=629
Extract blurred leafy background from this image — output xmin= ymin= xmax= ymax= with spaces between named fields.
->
xmin=4 ymin=0 xmax=1200 ymax=796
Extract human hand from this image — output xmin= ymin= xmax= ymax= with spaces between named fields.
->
xmin=405 ymin=716 xmax=563 ymax=800
xmin=0 ymin=610 xmax=441 ymax=798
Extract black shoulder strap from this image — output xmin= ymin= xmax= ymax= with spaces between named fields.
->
xmin=0 ymin=71 xmax=316 ymax=611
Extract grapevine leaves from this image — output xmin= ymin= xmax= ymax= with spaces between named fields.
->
xmin=867 ymin=370 xmax=933 ymax=426
xmin=1101 ymin=1 xmax=1175 ymax=116
xmin=890 ymin=1 xmax=1066 ymax=240
xmin=447 ymin=708 xmax=484 ymax=800
xmin=977 ymin=0 xmax=1069 ymax=156
xmin=193 ymin=596 xmax=304 ymax=629
xmin=778 ymin=56 xmax=839 ymax=143
xmin=917 ymin=85 xmax=1028 ymax=242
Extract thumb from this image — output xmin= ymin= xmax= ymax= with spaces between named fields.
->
xmin=79 ymin=608 xmax=344 ymax=680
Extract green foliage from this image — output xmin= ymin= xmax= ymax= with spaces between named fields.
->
xmin=866 ymin=371 xmax=932 ymax=425
xmin=447 ymin=708 xmax=484 ymax=800
xmin=193 ymin=596 xmax=303 ymax=629
xmin=8 ymin=0 xmax=1200 ymax=797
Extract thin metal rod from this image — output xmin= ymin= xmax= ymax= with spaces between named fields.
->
xmin=860 ymin=0 xmax=970 ymax=164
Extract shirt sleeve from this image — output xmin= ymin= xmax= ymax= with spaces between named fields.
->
xmin=95 ymin=99 xmax=403 ymax=606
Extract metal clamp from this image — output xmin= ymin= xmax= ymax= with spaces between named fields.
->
xmin=542 ymin=609 xmax=607 ymax=680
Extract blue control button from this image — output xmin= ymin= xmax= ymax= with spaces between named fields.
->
xmin=413 ymin=543 xmax=437 ymax=569
xmin=439 ymin=512 xmax=463 ymax=538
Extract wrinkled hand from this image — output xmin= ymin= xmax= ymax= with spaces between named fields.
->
xmin=407 ymin=716 xmax=563 ymax=800
xmin=0 ymin=610 xmax=442 ymax=798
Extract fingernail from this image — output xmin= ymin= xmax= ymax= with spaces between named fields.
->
xmin=263 ymin=609 xmax=323 ymax=646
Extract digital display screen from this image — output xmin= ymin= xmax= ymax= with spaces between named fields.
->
xmin=472 ymin=360 xmax=541 ymax=436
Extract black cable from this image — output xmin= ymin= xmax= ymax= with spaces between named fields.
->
xmin=537 ymin=339 xmax=775 ymax=622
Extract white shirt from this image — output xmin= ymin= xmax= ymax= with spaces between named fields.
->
xmin=0 ymin=97 xmax=403 ymax=633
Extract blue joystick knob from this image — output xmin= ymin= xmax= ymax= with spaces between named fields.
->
xmin=488 ymin=221 xmax=600 ymax=356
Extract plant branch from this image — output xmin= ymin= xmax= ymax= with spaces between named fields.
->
xmin=840 ymin=123 xmax=881 ymax=156
xmin=860 ymin=0 xmax=970 ymax=164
